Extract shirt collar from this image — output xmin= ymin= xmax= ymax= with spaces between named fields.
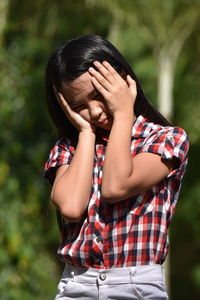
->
xmin=96 ymin=115 xmax=153 ymax=143
xmin=131 ymin=115 xmax=152 ymax=139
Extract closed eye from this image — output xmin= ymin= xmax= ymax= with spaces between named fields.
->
xmin=72 ymin=104 xmax=86 ymax=112
xmin=94 ymin=92 xmax=103 ymax=101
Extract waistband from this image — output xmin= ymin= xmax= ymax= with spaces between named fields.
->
xmin=62 ymin=264 xmax=165 ymax=285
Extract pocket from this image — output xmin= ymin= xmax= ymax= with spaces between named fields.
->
xmin=56 ymin=278 xmax=70 ymax=298
xmin=133 ymin=281 xmax=168 ymax=300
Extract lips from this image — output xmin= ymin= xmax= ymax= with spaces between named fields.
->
xmin=98 ymin=118 xmax=108 ymax=125
xmin=92 ymin=116 xmax=112 ymax=129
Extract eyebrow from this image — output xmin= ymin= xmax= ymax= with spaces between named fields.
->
xmin=89 ymin=88 xmax=99 ymax=98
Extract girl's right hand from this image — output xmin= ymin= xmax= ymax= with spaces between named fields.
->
xmin=53 ymin=85 xmax=95 ymax=133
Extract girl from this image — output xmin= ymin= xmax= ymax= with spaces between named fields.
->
xmin=44 ymin=34 xmax=189 ymax=300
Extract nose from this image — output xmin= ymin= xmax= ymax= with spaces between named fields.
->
xmin=89 ymin=102 xmax=103 ymax=120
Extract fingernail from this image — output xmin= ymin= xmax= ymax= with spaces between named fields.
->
xmin=93 ymin=61 xmax=100 ymax=66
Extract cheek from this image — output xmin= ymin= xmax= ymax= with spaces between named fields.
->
xmin=101 ymin=103 xmax=109 ymax=115
xmin=79 ymin=109 xmax=90 ymax=121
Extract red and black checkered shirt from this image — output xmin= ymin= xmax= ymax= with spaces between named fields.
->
xmin=44 ymin=115 xmax=189 ymax=269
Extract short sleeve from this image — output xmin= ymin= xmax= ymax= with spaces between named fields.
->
xmin=44 ymin=138 xmax=75 ymax=185
xmin=139 ymin=127 xmax=189 ymax=177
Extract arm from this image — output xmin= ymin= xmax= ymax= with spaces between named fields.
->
xmin=51 ymin=87 xmax=95 ymax=221
xmin=102 ymin=114 xmax=175 ymax=201
xmin=88 ymin=61 xmax=175 ymax=202
xmin=51 ymin=130 xmax=95 ymax=221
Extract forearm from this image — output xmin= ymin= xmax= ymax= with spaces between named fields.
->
xmin=51 ymin=130 xmax=95 ymax=220
xmin=101 ymin=113 xmax=134 ymax=200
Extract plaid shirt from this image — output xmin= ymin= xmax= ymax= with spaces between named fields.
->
xmin=44 ymin=115 xmax=189 ymax=269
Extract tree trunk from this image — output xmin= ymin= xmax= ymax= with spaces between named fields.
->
xmin=157 ymin=51 xmax=176 ymax=299
xmin=0 ymin=0 xmax=9 ymax=46
xmin=157 ymin=52 xmax=175 ymax=121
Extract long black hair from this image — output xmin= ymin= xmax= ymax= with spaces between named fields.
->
xmin=45 ymin=34 xmax=171 ymax=142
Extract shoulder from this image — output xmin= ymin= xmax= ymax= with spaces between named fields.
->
xmin=134 ymin=117 xmax=189 ymax=165
xmin=44 ymin=137 xmax=75 ymax=184
xmin=145 ymin=124 xmax=188 ymax=145
xmin=132 ymin=116 xmax=189 ymax=148
xmin=51 ymin=136 xmax=76 ymax=155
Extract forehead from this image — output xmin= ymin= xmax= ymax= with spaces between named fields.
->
xmin=62 ymin=72 xmax=94 ymax=103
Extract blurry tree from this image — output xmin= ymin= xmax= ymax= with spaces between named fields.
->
xmin=0 ymin=0 xmax=9 ymax=44
xmin=87 ymin=0 xmax=200 ymax=117
xmin=170 ymin=23 xmax=200 ymax=299
xmin=123 ymin=0 xmax=200 ymax=121
xmin=0 ymin=27 xmax=59 ymax=300
xmin=0 ymin=0 xmax=199 ymax=299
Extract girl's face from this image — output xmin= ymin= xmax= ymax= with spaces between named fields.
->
xmin=62 ymin=72 xmax=113 ymax=131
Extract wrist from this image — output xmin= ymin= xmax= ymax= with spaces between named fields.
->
xmin=113 ymin=110 xmax=135 ymax=123
xmin=79 ymin=129 xmax=96 ymax=139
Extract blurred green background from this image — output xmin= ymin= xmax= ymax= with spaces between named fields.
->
xmin=0 ymin=0 xmax=199 ymax=299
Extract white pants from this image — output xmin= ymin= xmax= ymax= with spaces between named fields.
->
xmin=55 ymin=264 xmax=168 ymax=300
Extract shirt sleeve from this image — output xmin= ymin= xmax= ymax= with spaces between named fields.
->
xmin=44 ymin=138 xmax=75 ymax=185
xmin=139 ymin=127 xmax=189 ymax=177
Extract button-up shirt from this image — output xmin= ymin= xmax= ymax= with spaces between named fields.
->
xmin=44 ymin=115 xmax=189 ymax=269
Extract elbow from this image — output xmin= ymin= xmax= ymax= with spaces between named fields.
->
xmin=59 ymin=205 xmax=84 ymax=221
xmin=51 ymin=196 xmax=85 ymax=221
xmin=101 ymin=183 xmax=124 ymax=203
xmin=101 ymin=182 xmax=140 ymax=203
xmin=60 ymin=207 xmax=84 ymax=223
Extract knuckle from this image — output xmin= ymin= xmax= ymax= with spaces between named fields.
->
xmin=104 ymin=69 xmax=109 ymax=75
xmin=121 ymin=81 xmax=126 ymax=88
xmin=98 ymin=76 xmax=104 ymax=84
xmin=111 ymin=69 xmax=116 ymax=76
xmin=98 ymin=64 xmax=104 ymax=70
xmin=115 ymin=85 xmax=122 ymax=93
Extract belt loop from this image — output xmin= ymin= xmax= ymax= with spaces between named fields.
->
xmin=130 ymin=266 xmax=136 ymax=284
xmin=71 ymin=271 xmax=75 ymax=279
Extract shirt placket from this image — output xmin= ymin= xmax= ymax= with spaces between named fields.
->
xmin=89 ymin=144 xmax=106 ymax=267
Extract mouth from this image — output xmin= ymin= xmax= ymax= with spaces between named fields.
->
xmin=98 ymin=118 xmax=109 ymax=125
xmin=91 ymin=115 xmax=113 ymax=130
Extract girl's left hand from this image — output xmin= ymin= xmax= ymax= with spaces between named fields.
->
xmin=88 ymin=61 xmax=137 ymax=118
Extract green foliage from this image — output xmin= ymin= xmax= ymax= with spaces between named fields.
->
xmin=0 ymin=41 xmax=59 ymax=300
xmin=0 ymin=1 xmax=112 ymax=299
xmin=0 ymin=0 xmax=199 ymax=299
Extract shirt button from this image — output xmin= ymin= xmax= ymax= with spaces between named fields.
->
xmin=99 ymin=272 xmax=106 ymax=281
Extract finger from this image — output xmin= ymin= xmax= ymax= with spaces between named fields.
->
xmin=52 ymin=85 xmax=61 ymax=102
xmin=126 ymin=75 xmax=136 ymax=87
xmin=126 ymin=75 xmax=137 ymax=97
xmin=91 ymin=76 xmax=109 ymax=99
xmin=52 ymin=84 xmax=58 ymax=95
xmin=52 ymin=85 xmax=64 ymax=106
xmin=88 ymin=67 xmax=111 ymax=90
xmin=102 ymin=61 xmax=122 ymax=81
xmin=58 ymin=92 xmax=68 ymax=107
xmin=56 ymin=92 xmax=72 ymax=115
xmin=93 ymin=61 xmax=115 ymax=83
